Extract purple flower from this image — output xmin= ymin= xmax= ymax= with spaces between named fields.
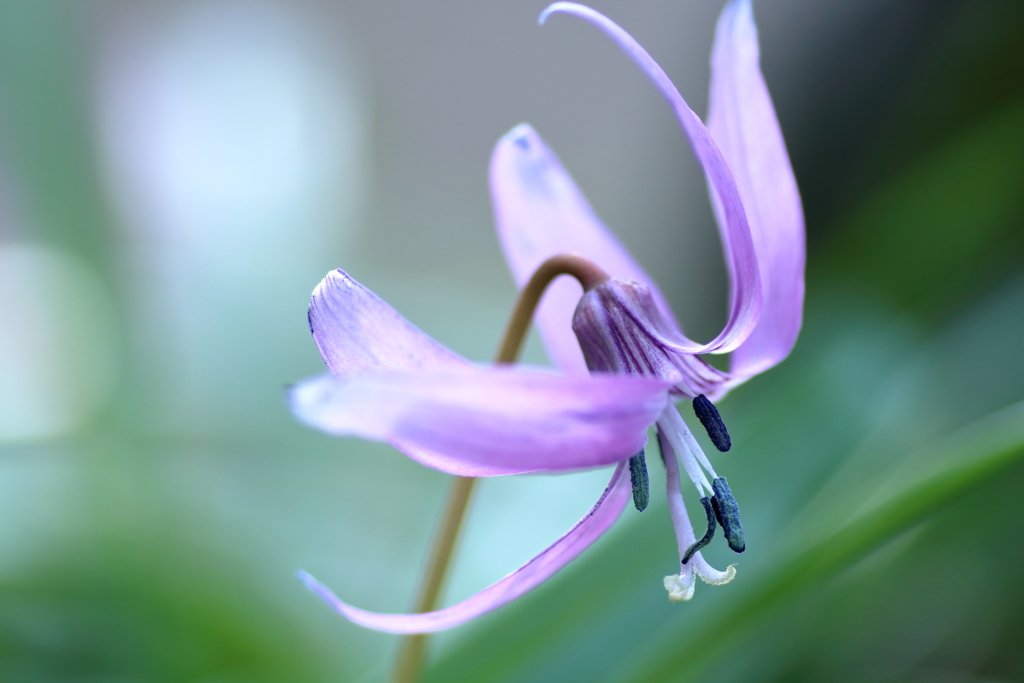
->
xmin=291 ymin=0 xmax=803 ymax=632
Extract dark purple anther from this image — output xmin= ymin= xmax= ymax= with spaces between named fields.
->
xmin=692 ymin=394 xmax=731 ymax=452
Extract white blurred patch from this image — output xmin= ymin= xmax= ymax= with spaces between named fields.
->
xmin=96 ymin=0 xmax=367 ymax=428
xmin=0 ymin=243 xmax=119 ymax=441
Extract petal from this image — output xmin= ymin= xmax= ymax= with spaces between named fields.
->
xmin=296 ymin=462 xmax=631 ymax=633
xmin=570 ymin=278 xmax=732 ymax=398
xmin=708 ymin=0 xmax=805 ymax=379
xmin=539 ymin=3 xmax=762 ymax=354
xmin=303 ymin=270 xmax=524 ymax=473
xmin=307 ymin=270 xmax=529 ymax=476
xmin=290 ymin=366 xmax=670 ymax=474
xmin=490 ymin=125 xmax=680 ymax=375
xmin=308 ymin=269 xmax=465 ymax=376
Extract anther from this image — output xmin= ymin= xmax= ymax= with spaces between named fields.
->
xmin=692 ymin=394 xmax=731 ymax=452
xmin=710 ymin=477 xmax=745 ymax=553
xmin=681 ymin=496 xmax=717 ymax=564
xmin=628 ymin=449 xmax=650 ymax=512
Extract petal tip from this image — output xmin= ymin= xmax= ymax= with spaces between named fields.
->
xmin=311 ymin=268 xmax=351 ymax=302
xmin=720 ymin=0 xmax=756 ymax=44
xmin=501 ymin=123 xmax=538 ymax=152
xmin=538 ymin=2 xmax=578 ymax=26
xmin=295 ymin=568 xmax=336 ymax=606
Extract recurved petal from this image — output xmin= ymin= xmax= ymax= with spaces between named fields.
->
xmin=296 ymin=462 xmax=631 ymax=633
xmin=308 ymin=269 xmax=465 ymax=376
xmin=306 ymin=270 xmax=527 ymax=476
xmin=708 ymin=0 xmax=805 ymax=380
xmin=290 ymin=366 xmax=670 ymax=474
xmin=539 ymin=3 xmax=762 ymax=354
xmin=490 ymin=125 xmax=679 ymax=376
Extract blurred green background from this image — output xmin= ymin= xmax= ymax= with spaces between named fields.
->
xmin=1 ymin=0 xmax=1023 ymax=681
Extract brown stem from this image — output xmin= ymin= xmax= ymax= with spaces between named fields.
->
xmin=391 ymin=254 xmax=609 ymax=683
xmin=493 ymin=254 xmax=610 ymax=365
xmin=390 ymin=476 xmax=476 ymax=683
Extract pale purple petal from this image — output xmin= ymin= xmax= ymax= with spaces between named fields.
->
xmin=490 ymin=125 xmax=680 ymax=375
xmin=540 ymin=3 xmax=762 ymax=354
xmin=290 ymin=366 xmax=670 ymax=474
xmin=296 ymin=462 xmax=630 ymax=633
xmin=708 ymin=0 xmax=805 ymax=380
xmin=308 ymin=269 xmax=465 ymax=376
xmin=306 ymin=270 xmax=518 ymax=475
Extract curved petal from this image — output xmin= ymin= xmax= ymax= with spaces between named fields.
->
xmin=290 ymin=366 xmax=669 ymax=473
xmin=539 ymin=3 xmax=762 ymax=354
xmin=296 ymin=462 xmax=630 ymax=633
xmin=490 ymin=125 xmax=680 ymax=375
xmin=308 ymin=269 xmax=465 ymax=375
xmin=307 ymin=269 xmax=533 ymax=476
xmin=708 ymin=0 xmax=805 ymax=379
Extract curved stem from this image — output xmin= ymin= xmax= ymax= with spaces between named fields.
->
xmin=391 ymin=254 xmax=609 ymax=683
xmin=493 ymin=254 xmax=609 ymax=365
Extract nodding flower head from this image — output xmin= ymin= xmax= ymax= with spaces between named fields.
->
xmin=290 ymin=0 xmax=803 ymax=633
xmin=496 ymin=0 xmax=803 ymax=602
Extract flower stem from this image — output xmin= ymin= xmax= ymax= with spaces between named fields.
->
xmin=391 ymin=254 xmax=609 ymax=683
xmin=493 ymin=254 xmax=610 ymax=366
xmin=391 ymin=476 xmax=476 ymax=683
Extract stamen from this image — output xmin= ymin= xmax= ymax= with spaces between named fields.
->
xmin=628 ymin=449 xmax=649 ymax=511
xmin=692 ymin=394 xmax=731 ymax=452
xmin=681 ymin=496 xmax=717 ymax=564
xmin=677 ymin=417 xmax=718 ymax=479
xmin=660 ymin=432 xmax=737 ymax=600
xmin=711 ymin=477 xmax=745 ymax=553
xmin=663 ymin=573 xmax=695 ymax=602
xmin=659 ymin=407 xmax=716 ymax=491
xmin=665 ymin=425 xmax=712 ymax=495
xmin=695 ymin=563 xmax=737 ymax=586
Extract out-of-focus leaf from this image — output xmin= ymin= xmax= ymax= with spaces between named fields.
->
xmin=824 ymin=97 xmax=1024 ymax=315
xmin=615 ymin=398 xmax=1024 ymax=683
xmin=0 ymin=536 xmax=345 ymax=683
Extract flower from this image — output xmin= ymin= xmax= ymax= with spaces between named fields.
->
xmin=290 ymin=0 xmax=803 ymax=632
xmin=491 ymin=0 xmax=804 ymax=598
